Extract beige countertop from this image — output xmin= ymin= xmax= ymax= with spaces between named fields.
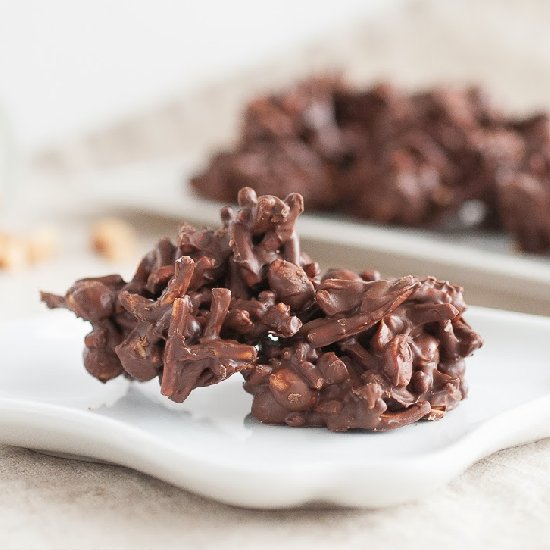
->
xmin=1 ymin=440 xmax=550 ymax=550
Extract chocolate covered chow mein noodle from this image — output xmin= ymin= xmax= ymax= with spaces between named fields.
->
xmin=42 ymin=187 xmax=482 ymax=432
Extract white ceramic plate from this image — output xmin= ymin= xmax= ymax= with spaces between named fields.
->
xmin=1 ymin=307 xmax=549 ymax=509
xmin=83 ymin=160 xmax=550 ymax=315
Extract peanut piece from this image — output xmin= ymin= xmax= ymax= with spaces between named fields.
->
xmin=0 ymin=233 xmax=27 ymax=270
xmin=91 ymin=218 xmax=136 ymax=261
xmin=27 ymin=226 xmax=58 ymax=264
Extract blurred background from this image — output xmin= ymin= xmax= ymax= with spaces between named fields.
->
xmin=1 ymin=0 xmax=550 ymax=318
xmin=1 ymin=0 xmax=393 ymax=155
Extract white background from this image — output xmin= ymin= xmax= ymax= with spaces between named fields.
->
xmin=0 ymin=0 xmax=399 ymax=154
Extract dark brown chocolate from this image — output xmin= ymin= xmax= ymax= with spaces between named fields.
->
xmin=244 ymin=276 xmax=481 ymax=431
xmin=42 ymin=187 xmax=482 ymax=431
xmin=191 ymin=77 xmax=550 ymax=253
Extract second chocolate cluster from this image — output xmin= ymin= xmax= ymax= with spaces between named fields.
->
xmin=192 ymin=77 xmax=550 ymax=254
xmin=42 ymin=188 xmax=482 ymax=432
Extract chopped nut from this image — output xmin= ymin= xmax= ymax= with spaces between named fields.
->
xmin=91 ymin=218 xmax=137 ymax=262
xmin=424 ymin=406 xmax=446 ymax=421
xmin=27 ymin=226 xmax=58 ymax=264
xmin=0 ymin=233 xmax=27 ymax=271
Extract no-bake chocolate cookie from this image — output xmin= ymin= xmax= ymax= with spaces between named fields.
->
xmin=192 ymin=78 xmax=550 ymax=253
xmin=42 ymin=188 xmax=482 ymax=431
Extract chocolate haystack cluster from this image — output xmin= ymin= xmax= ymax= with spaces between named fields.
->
xmin=42 ymin=188 xmax=482 ymax=432
xmin=192 ymin=77 xmax=550 ymax=254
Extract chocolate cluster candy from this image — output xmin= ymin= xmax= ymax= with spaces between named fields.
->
xmin=42 ymin=188 xmax=482 ymax=431
xmin=192 ymin=78 xmax=550 ymax=254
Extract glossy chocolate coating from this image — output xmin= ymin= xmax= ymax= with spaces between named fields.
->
xmin=42 ymin=187 xmax=482 ymax=431
xmin=192 ymin=77 xmax=550 ymax=253
xmin=244 ymin=277 xmax=481 ymax=432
